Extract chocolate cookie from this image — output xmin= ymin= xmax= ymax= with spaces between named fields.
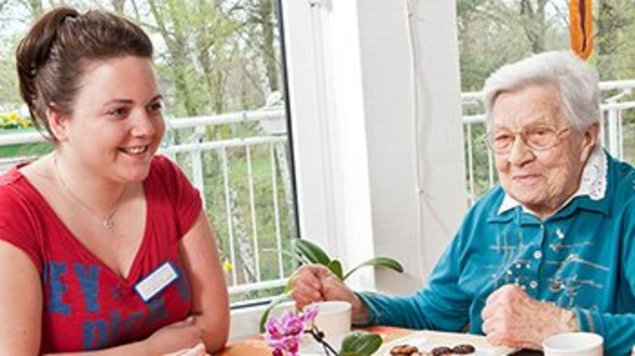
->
xmin=452 ymin=344 xmax=476 ymax=354
xmin=390 ymin=344 xmax=420 ymax=355
xmin=430 ymin=346 xmax=453 ymax=356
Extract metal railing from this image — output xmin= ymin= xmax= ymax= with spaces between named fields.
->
xmin=2 ymin=79 xmax=634 ymax=300
xmin=462 ymin=80 xmax=635 ymax=204
xmin=0 ymin=108 xmax=293 ymax=302
xmin=160 ymin=109 xmax=293 ymax=301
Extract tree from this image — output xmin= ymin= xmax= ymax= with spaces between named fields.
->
xmin=519 ymin=0 xmax=549 ymax=52
xmin=595 ymin=0 xmax=635 ymax=79
xmin=111 ymin=0 xmax=125 ymax=13
xmin=23 ymin=0 xmax=44 ymax=18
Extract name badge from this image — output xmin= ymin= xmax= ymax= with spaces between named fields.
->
xmin=134 ymin=262 xmax=179 ymax=302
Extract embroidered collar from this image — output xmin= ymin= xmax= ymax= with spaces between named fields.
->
xmin=498 ymin=144 xmax=607 ymax=216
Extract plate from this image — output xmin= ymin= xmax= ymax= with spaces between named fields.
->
xmin=377 ymin=333 xmax=494 ymax=356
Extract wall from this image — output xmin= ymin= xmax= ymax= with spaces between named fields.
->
xmin=286 ymin=0 xmax=466 ymax=292
xmin=229 ymin=0 xmax=466 ymax=339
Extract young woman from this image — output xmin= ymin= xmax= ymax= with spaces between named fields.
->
xmin=0 ymin=6 xmax=229 ymax=355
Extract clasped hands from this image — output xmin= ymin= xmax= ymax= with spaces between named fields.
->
xmin=291 ymin=264 xmax=577 ymax=350
xmin=146 ymin=316 xmax=211 ymax=356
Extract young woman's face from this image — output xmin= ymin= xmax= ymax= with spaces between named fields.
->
xmin=58 ymin=56 xmax=165 ymax=183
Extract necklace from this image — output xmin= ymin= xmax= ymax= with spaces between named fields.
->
xmin=53 ymin=155 xmax=128 ymax=229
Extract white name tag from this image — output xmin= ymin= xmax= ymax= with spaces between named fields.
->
xmin=134 ymin=262 xmax=179 ymax=302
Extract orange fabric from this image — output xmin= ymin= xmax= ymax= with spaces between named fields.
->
xmin=570 ymin=0 xmax=594 ymax=59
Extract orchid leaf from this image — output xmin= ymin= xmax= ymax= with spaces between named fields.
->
xmin=343 ymin=257 xmax=404 ymax=281
xmin=258 ymin=291 xmax=292 ymax=333
xmin=340 ymin=331 xmax=383 ymax=356
xmin=327 ymin=259 xmax=343 ymax=280
xmin=291 ymin=239 xmax=331 ymax=265
xmin=265 ymin=248 xmax=311 ymax=265
xmin=284 ymin=268 xmax=301 ymax=292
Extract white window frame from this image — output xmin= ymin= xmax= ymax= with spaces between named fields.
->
xmin=229 ymin=0 xmax=467 ymax=340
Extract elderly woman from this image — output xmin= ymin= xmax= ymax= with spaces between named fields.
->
xmin=290 ymin=50 xmax=635 ymax=354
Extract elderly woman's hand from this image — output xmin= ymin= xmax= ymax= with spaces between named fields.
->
xmin=290 ymin=264 xmax=370 ymax=324
xmin=481 ymin=284 xmax=578 ymax=350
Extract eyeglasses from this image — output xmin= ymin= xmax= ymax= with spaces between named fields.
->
xmin=483 ymin=125 xmax=572 ymax=154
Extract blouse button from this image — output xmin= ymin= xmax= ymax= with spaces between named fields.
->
xmin=529 ymin=280 xmax=538 ymax=289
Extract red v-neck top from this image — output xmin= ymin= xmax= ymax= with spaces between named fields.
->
xmin=0 ymin=155 xmax=202 ymax=352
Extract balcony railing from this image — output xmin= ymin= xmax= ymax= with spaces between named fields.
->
xmin=462 ymin=80 xmax=635 ymax=205
xmin=0 ymin=107 xmax=293 ymax=305
xmin=1 ymin=79 xmax=634 ymax=302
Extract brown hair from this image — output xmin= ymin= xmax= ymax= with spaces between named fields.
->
xmin=16 ymin=6 xmax=153 ymax=140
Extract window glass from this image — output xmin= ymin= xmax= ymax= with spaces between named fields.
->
xmin=0 ymin=0 xmax=298 ymax=306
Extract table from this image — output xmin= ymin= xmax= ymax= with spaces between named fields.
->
xmin=218 ymin=326 xmax=410 ymax=356
xmin=218 ymin=326 xmax=542 ymax=355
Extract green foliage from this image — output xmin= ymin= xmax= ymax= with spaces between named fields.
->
xmin=0 ymin=112 xmax=31 ymax=130
xmin=340 ymin=331 xmax=383 ymax=356
xmin=292 ymin=239 xmax=331 ymax=266
xmin=343 ymin=257 xmax=404 ymax=281
xmin=257 ymin=290 xmax=291 ymax=335
xmin=327 ymin=260 xmax=344 ymax=280
xmin=464 ymin=122 xmax=497 ymax=197
xmin=171 ymin=139 xmax=297 ymax=304
xmin=0 ymin=45 xmax=21 ymax=108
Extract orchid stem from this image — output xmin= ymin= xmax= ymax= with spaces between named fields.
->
xmin=307 ymin=328 xmax=339 ymax=356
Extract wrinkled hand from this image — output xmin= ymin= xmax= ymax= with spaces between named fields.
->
xmin=290 ymin=264 xmax=368 ymax=323
xmin=481 ymin=285 xmax=576 ymax=350
xmin=146 ymin=316 xmax=204 ymax=355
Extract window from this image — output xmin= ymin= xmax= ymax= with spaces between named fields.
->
xmin=0 ymin=0 xmax=299 ymax=306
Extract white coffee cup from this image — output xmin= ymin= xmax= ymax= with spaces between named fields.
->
xmin=543 ymin=332 xmax=603 ymax=356
xmin=305 ymin=301 xmax=352 ymax=347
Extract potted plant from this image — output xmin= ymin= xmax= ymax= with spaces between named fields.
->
xmin=265 ymin=303 xmax=383 ymax=356
xmin=260 ymin=238 xmax=404 ymax=332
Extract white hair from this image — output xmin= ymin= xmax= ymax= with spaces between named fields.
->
xmin=483 ymin=50 xmax=600 ymax=133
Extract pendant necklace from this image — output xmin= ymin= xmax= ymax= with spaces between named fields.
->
xmin=53 ymin=155 xmax=128 ymax=229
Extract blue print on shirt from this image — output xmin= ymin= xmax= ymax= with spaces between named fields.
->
xmin=109 ymin=310 xmax=122 ymax=341
xmin=74 ymin=263 xmax=101 ymax=313
xmin=148 ymin=295 xmax=169 ymax=323
xmin=81 ymin=304 xmax=175 ymax=349
xmin=45 ymin=262 xmax=70 ymax=315
xmin=46 ymin=260 xmax=183 ymax=349
xmin=123 ymin=311 xmax=145 ymax=335
xmin=83 ymin=319 xmax=108 ymax=350
xmin=172 ymin=264 xmax=191 ymax=301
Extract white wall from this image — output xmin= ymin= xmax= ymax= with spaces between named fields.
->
xmin=229 ymin=0 xmax=466 ymax=339
xmin=286 ymin=0 xmax=466 ymax=292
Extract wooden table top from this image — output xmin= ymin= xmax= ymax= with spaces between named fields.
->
xmin=217 ymin=326 xmax=532 ymax=355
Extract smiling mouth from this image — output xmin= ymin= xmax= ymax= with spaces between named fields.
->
xmin=513 ymin=174 xmax=540 ymax=181
xmin=120 ymin=145 xmax=149 ymax=155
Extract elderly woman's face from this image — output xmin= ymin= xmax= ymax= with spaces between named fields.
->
xmin=491 ymin=85 xmax=596 ymax=218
